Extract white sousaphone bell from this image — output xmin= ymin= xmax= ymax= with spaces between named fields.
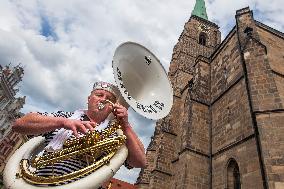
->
xmin=113 ymin=42 xmax=173 ymax=120
xmin=3 ymin=42 xmax=173 ymax=189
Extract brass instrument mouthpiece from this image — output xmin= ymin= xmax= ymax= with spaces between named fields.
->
xmin=98 ymin=100 xmax=114 ymax=110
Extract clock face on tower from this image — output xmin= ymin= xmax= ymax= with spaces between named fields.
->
xmin=198 ymin=24 xmax=210 ymax=33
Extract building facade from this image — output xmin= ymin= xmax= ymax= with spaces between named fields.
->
xmin=136 ymin=2 xmax=284 ymax=189
xmin=0 ymin=64 xmax=26 ymax=187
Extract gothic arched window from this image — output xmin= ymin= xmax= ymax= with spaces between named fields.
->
xmin=199 ymin=32 xmax=207 ymax=46
xmin=227 ymin=159 xmax=241 ymax=189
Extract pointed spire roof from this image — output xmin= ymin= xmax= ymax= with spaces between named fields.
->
xmin=191 ymin=0 xmax=208 ymax=20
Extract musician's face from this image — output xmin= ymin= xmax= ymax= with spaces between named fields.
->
xmin=88 ymin=89 xmax=116 ymax=117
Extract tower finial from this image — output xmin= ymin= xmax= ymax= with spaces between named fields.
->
xmin=191 ymin=0 xmax=208 ymax=20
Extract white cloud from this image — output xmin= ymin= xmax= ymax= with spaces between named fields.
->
xmin=1 ymin=0 xmax=284 ymax=184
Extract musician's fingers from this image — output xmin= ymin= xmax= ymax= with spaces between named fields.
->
xmin=113 ymin=103 xmax=120 ymax=107
xmin=114 ymin=109 xmax=124 ymax=114
xmin=89 ymin=121 xmax=98 ymax=128
xmin=89 ymin=121 xmax=97 ymax=128
xmin=114 ymin=105 xmax=127 ymax=112
xmin=71 ymin=127 xmax=79 ymax=138
xmin=113 ymin=109 xmax=125 ymax=116
xmin=113 ymin=103 xmax=125 ymax=110
xmin=116 ymin=112 xmax=126 ymax=117
xmin=83 ymin=122 xmax=94 ymax=131
xmin=76 ymin=123 xmax=88 ymax=134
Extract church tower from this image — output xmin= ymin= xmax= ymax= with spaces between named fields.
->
xmin=136 ymin=1 xmax=220 ymax=188
xmin=136 ymin=1 xmax=284 ymax=189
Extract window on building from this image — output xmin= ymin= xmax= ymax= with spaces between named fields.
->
xmin=0 ymin=143 xmax=4 ymax=151
xmin=2 ymin=146 xmax=9 ymax=155
xmin=199 ymin=32 xmax=207 ymax=46
xmin=227 ymin=159 xmax=241 ymax=189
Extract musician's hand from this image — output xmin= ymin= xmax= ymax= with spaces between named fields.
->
xmin=61 ymin=119 xmax=97 ymax=137
xmin=113 ymin=103 xmax=129 ymax=128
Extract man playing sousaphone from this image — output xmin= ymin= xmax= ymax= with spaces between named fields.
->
xmin=6 ymin=41 xmax=173 ymax=189
xmin=12 ymin=81 xmax=146 ymax=187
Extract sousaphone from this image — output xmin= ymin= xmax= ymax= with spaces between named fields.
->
xmin=3 ymin=42 xmax=173 ymax=189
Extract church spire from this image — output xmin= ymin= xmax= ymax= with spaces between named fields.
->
xmin=191 ymin=0 xmax=208 ymax=20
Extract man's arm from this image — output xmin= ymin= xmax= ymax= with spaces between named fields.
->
xmin=113 ymin=104 xmax=147 ymax=168
xmin=122 ymin=123 xmax=146 ymax=168
xmin=12 ymin=112 xmax=96 ymax=137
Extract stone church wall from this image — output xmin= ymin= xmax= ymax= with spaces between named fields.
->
xmin=172 ymin=151 xmax=210 ymax=189
xmin=212 ymin=138 xmax=263 ymax=189
xmin=210 ymin=33 xmax=243 ymax=101
xmin=256 ymin=112 xmax=284 ymax=189
xmin=257 ymin=25 xmax=284 ymax=108
xmin=211 ymin=79 xmax=254 ymax=153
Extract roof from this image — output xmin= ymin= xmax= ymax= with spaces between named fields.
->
xmin=191 ymin=0 xmax=208 ymax=20
xmin=102 ymin=178 xmax=137 ymax=189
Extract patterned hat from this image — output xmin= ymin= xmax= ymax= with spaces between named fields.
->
xmin=92 ymin=81 xmax=120 ymax=98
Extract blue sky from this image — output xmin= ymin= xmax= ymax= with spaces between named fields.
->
xmin=40 ymin=15 xmax=58 ymax=40
xmin=1 ymin=0 xmax=284 ymax=184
